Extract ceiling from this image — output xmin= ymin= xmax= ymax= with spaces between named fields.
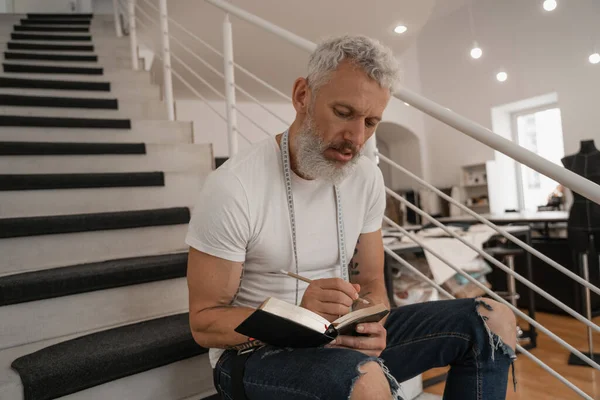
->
xmin=136 ymin=0 xmax=475 ymax=101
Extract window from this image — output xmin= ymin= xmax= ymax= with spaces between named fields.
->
xmin=512 ymin=106 xmax=565 ymax=211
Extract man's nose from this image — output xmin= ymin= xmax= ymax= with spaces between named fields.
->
xmin=343 ymin=119 xmax=366 ymax=147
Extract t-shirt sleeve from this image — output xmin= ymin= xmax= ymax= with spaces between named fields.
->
xmin=185 ymin=169 xmax=250 ymax=263
xmin=361 ymin=165 xmax=386 ymax=234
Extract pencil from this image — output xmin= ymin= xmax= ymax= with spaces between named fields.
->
xmin=278 ymin=269 xmax=370 ymax=304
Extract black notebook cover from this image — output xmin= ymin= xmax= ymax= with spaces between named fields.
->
xmin=234 ymin=309 xmax=336 ymax=348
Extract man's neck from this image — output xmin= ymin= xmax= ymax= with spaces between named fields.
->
xmin=276 ymin=120 xmax=313 ymax=181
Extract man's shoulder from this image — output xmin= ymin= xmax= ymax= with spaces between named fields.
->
xmin=217 ymin=138 xmax=278 ymax=180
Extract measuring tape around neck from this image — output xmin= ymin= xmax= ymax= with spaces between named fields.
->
xmin=281 ymin=130 xmax=349 ymax=305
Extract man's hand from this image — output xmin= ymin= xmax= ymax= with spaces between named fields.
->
xmin=300 ymin=278 xmax=361 ymax=322
xmin=328 ymin=322 xmax=387 ymax=357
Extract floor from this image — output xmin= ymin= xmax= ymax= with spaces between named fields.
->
xmin=422 ymin=311 xmax=600 ymax=399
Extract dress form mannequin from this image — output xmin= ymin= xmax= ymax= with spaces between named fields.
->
xmin=561 ymin=140 xmax=600 ymax=253
xmin=562 ymin=139 xmax=600 ymax=365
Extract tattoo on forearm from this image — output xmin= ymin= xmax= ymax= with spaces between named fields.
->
xmin=349 ymin=240 xmax=360 ymax=276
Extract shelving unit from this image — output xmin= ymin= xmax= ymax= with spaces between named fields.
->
xmin=458 ymin=162 xmax=496 ymax=214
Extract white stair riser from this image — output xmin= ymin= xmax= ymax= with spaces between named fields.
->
xmin=0 ymin=87 xmax=161 ymax=100
xmin=0 ymin=278 xmax=189 ymax=350
xmin=0 ymin=101 xmax=168 ymax=119
xmin=0 ymin=172 xmax=206 ymax=217
xmin=0 ymin=120 xmax=193 ymax=144
xmin=0 ymin=57 xmax=133 ymax=70
xmin=2 ymin=143 xmax=213 ymax=174
xmin=0 ymin=224 xmax=189 ymax=276
xmin=1 ymin=71 xmax=151 ymax=83
xmin=0 ymin=50 xmax=135 ymax=65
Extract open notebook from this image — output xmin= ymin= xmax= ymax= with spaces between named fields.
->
xmin=235 ymin=297 xmax=389 ymax=348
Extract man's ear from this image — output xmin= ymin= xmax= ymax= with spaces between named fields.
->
xmin=292 ymin=77 xmax=310 ymax=115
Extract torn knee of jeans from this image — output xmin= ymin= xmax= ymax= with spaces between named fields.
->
xmin=348 ymin=358 xmax=404 ymax=400
xmin=475 ymin=298 xmax=518 ymax=392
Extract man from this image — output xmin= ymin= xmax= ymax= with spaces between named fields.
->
xmin=186 ymin=35 xmax=517 ymax=400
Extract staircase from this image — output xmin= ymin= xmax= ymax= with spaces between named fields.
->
xmin=0 ymin=13 xmax=218 ymax=400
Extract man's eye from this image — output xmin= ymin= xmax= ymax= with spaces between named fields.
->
xmin=334 ymin=109 xmax=350 ymax=118
xmin=366 ymin=120 xmax=377 ymax=128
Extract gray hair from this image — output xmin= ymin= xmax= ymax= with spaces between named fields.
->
xmin=307 ymin=35 xmax=400 ymax=94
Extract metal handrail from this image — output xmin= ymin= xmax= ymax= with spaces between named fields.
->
xmin=204 ymin=0 xmax=600 ymax=205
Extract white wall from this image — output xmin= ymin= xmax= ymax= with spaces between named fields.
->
xmin=415 ymin=0 xmax=600 ymax=187
xmin=14 ymin=0 xmax=91 ymax=13
xmin=93 ymin=0 xmax=114 ymax=14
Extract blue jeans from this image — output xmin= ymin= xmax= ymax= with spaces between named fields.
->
xmin=213 ymin=298 xmax=517 ymax=399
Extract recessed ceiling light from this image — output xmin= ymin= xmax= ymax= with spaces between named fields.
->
xmin=394 ymin=25 xmax=408 ymax=34
xmin=404 ymin=102 xmax=410 ymax=107
xmin=470 ymin=45 xmax=483 ymax=59
xmin=589 ymin=53 xmax=600 ymax=64
xmin=496 ymin=71 xmax=508 ymax=82
xmin=543 ymin=0 xmax=557 ymax=11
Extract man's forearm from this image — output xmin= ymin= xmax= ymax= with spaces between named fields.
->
xmin=190 ymin=306 xmax=256 ymax=349
xmin=360 ymin=279 xmax=390 ymax=310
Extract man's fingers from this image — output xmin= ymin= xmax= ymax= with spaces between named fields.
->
xmin=334 ymin=335 xmax=384 ymax=350
xmin=355 ymin=322 xmax=386 ymax=336
xmin=317 ymin=278 xmax=359 ymax=301
xmin=319 ymin=289 xmax=354 ymax=307
xmin=315 ymin=302 xmax=352 ymax=318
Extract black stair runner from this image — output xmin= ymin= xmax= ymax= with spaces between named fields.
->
xmin=0 ymin=207 xmax=190 ymax=239
xmin=4 ymin=52 xmax=98 ymax=62
xmin=0 ymin=172 xmax=165 ymax=191
xmin=0 ymin=252 xmax=188 ymax=306
xmin=21 ymin=19 xmax=92 ymax=26
xmin=27 ymin=13 xmax=93 ymax=19
xmin=14 ymin=25 xmax=90 ymax=33
xmin=11 ymin=313 xmax=206 ymax=400
xmin=0 ymin=94 xmax=117 ymax=109
xmin=11 ymin=33 xmax=92 ymax=42
xmin=3 ymin=63 xmax=103 ymax=75
xmin=0 ymin=77 xmax=109 ymax=91
xmin=0 ymin=115 xmax=130 ymax=129
xmin=8 ymin=42 xmax=94 ymax=52
xmin=0 ymin=141 xmax=145 ymax=155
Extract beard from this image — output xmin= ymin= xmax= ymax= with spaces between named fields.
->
xmin=294 ymin=114 xmax=362 ymax=185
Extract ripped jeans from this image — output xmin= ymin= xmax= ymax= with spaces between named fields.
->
xmin=213 ymin=298 xmax=517 ymax=399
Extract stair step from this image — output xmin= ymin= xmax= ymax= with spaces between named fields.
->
xmin=0 ymin=115 xmax=131 ymax=129
xmin=1 ymin=172 xmax=205 ymax=217
xmin=0 ymin=103 xmax=167 ymax=119
xmin=3 ymin=62 xmax=103 ymax=75
xmin=7 ymin=42 xmax=94 ymax=51
xmin=0 ymin=87 xmax=159 ymax=100
xmin=4 ymin=69 xmax=150 ymax=83
xmin=0 ymin=141 xmax=145 ymax=155
xmin=1 ymin=277 xmax=189 ymax=349
xmin=0 ymin=142 xmax=213 ymax=174
xmin=1 ymin=223 xmax=190 ymax=275
xmin=21 ymin=18 xmax=92 ymax=26
xmin=0 ymin=171 xmax=165 ymax=191
xmin=27 ymin=13 xmax=93 ymax=19
xmin=0 ymin=252 xmax=188 ymax=306
xmin=0 ymin=207 xmax=190 ymax=239
xmin=8 ymin=313 xmax=208 ymax=400
xmin=4 ymin=51 xmax=97 ymax=62
xmin=11 ymin=33 xmax=92 ymax=42
xmin=14 ymin=25 xmax=90 ymax=33
xmin=0 ymin=76 xmax=109 ymax=91
xmin=0 ymin=120 xmax=193 ymax=144
xmin=0 ymin=94 xmax=117 ymax=109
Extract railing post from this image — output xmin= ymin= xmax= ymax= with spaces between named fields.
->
xmin=223 ymin=14 xmax=238 ymax=156
xmin=159 ymin=0 xmax=175 ymax=120
xmin=128 ymin=0 xmax=139 ymax=71
xmin=365 ymin=134 xmax=378 ymax=164
xmin=112 ymin=0 xmax=122 ymax=37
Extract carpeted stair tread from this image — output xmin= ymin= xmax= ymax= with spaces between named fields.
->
xmin=3 ymin=63 xmax=103 ymax=75
xmin=11 ymin=33 xmax=92 ymax=42
xmin=0 ymin=115 xmax=130 ymax=129
xmin=0 ymin=94 xmax=116 ymax=109
xmin=0 ymin=77 xmax=109 ymax=91
xmin=7 ymin=42 xmax=94 ymax=52
xmin=14 ymin=25 xmax=90 ymax=33
xmin=0 ymin=252 xmax=188 ymax=306
xmin=4 ymin=51 xmax=98 ymax=62
xmin=0 ymin=207 xmax=190 ymax=239
xmin=0 ymin=141 xmax=145 ymax=155
xmin=11 ymin=313 xmax=206 ymax=400
xmin=0 ymin=171 xmax=165 ymax=191
xmin=21 ymin=19 xmax=92 ymax=26
xmin=27 ymin=13 xmax=93 ymax=19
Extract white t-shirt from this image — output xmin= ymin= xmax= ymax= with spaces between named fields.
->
xmin=185 ymin=136 xmax=386 ymax=367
